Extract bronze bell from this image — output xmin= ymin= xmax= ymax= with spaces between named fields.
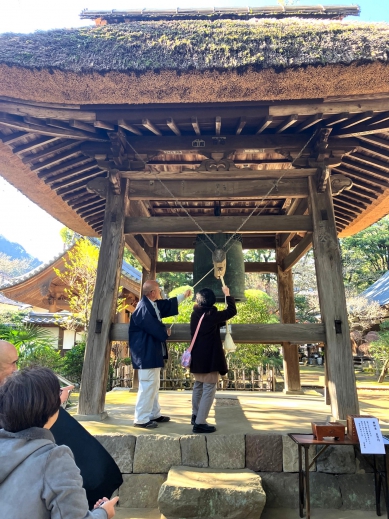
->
xmin=193 ymin=233 xmax=246 ymax=302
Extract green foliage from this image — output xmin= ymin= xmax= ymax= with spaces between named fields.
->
xmin=340 ymin=216 xmax=389 ymax=293
xmin=157 ymin=249 xmax=193 ymax=294
xmin=0 ymin=312 xmax=62 ymax=371
xmin=59 ymin=227 xmax=78 ymax=246
xmin=295 ymin=294 xmax=319 ymax=323
xmin=61 ymin=341 xmax=86 ymax=384
xmin=369 ymin=321 xmax=389 ymax=381
xmin=54 ymin=238 xmax=99 ymax=330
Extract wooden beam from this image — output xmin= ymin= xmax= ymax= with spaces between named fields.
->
xmin=357 ymin=135 xmax=389 ymax=150
xmin=0 ymin=100 xmax=96 ymax=122
xmin=276 ymin=240 xmax=301 ymax=392
xmin=12 ymin=136 xmax=59 ymax=153
xmin=142 ymin=118 xmax=162 ymax=136
xmin=333 ymin=120 xmax=389 ymax=138
xmin=337 ymin=111 xmax=374 ymax=129
xmin=94 ymin=120 xmax=115 ymax=130
xmin=334 ymin=166 xmax=389 ymax=189
xmin=255 ymin=115 xmax=273 ymax=134
xmin=166 ymin=118 xmax=181 ymax=136
xmin=308 ymin=175 xmax=359 ymax=420
xmin=282 ymin=233 xmax=312 ymax=272
xmin=0 ymin=113 xmax=107 ymax=141
xmin=356 ymin=143 xmax=389 ymax=162
xmin=121 ymin=168 xmax=316 ymax=181
xmin=269 ymin=99 xmax=389 ymax=117
xmin=117 ymin=119 xmax=142 ymax=136
xmin=275 ymin=115 xmax=298 ymax=134
xmin=111 ymin=322 xmax=326 ymax=344
xmin=51 ymin=169 xmax=102 ymax=191
xmin=215 ymin=116 xmax=221 ymax=136
xmin=30 ymin=149 xmax=81 ymax=172
xmin=158 ymin=235 xmax=276 ymax=249
xmin=0 ymin=131 xmax=28 ymax=144
xmin=128 ymin=178 xmax=309 ymax=200
xmin=79 ymin=135 xmax=358 ymax=156
xmin=191 ymin=117 xmax=201 ymax=135
xmin=342 ymin=157 xmax=389 ymax=180
xmin=124 ymin=215 xmax=313 ymax=235
xmin=78 ymin=180 xmax=128 ymax=416
xmin=333 ymin=166 xmax=384 ymax=193
xmin=155 ymin=261 xmax=278 ymax=273
xmin=235 ymin=117 xmax=246 ymax=135
xmin=125 ymin=236 xmax=151 ymax=270
xmin=279 ymin=198 xmax=308 ymax=247
xmin=294 ymin=113 xmax=323 ymax=133
xmin=367 ymin=111 xmax=389 ymax=126
xmin=69 ymin=120 xmax=97 ymax=133
xmin=22 ymin=140 xmax=78 ymax=163
xmin=38 ymin=158 xmax=95 ymax=180
xmin=324 ymin=112 xmax=349 ymax=127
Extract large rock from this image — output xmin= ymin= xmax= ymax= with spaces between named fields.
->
xmin=309 ymin=473 xmax=342 ymax=508
xmin=245 ymin=434 xmax=282 ymax=472
xmin=207 ymin=434 xmax=245 ymax=469
xmin=133 ymin=435 xmax=181 ymax=473
xmin=316 ymin=445 xmax=356 ymax=474
xmin=119 ymin=474 xmax=166 ymax=508
xmin=158 ymin=466 xmax=266 ymax=519
xmin=94 ymin=434 xmax=136 ymax=473
xmin=338 ymin=474 xmax=386 ymax=511
xmin=180 ymin=435 xmax=208 ymax=468
xmin=259 ymin=472 xmax=299 ymax=508
xmin=282 ymin=435 xmax=316 ymax=472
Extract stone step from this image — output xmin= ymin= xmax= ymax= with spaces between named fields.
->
xmin=114 ymin=507 xmax=380 ymax=519
xmin=157 ymin=466 xmax=266 ymax=519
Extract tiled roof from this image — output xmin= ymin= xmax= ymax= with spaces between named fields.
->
xmin=360 ymin=271 xmax=389 ymax=306
xmin=23 ymin=311 xmax=72 ymax=325
xmin=0 ymin=240 xmax=141 ymax=290
xmin=0 ymin=292 xmax=31 ymax=309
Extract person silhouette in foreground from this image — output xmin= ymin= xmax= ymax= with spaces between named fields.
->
xmin=190 ymin=285 xmax=237 ymax=433
xmin=0 ymin=366 xmax=119 ymax=519
xmin=0 ymin=340 xmax=123 ymax=510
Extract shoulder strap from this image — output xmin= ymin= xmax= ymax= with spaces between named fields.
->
xmin=188 ymin=313 xmax=205 ymax=353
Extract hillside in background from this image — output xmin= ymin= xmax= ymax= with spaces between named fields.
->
xmin=0 ymin=235 xmax=41 ymax=279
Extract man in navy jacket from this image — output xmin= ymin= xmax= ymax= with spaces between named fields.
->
xmin=129 ymin=280 xmax=191 ymax=428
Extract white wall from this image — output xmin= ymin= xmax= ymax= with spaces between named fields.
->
xmin=63 ymin=329 xmax=76 ymax=350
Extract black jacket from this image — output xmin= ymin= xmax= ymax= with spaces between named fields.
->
xmin=190 ymin=296 xmax=237 ymax=376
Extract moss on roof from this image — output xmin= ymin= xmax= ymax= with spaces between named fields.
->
xmin=0 ymin=18 xmax=388 ymax=73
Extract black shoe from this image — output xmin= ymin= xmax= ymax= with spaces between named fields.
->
xmin=134 ymin=420 xmax=158 ymax=429
xmin=153 ymin=415 xmax=170 ymax=423
xmin=193 ymin=423 xmax=216 ymax=433
xmin=191 ymin=414 xmax=196 ymax=425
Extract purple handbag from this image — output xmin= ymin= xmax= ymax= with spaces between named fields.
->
xmin=180 ymin=313 xmax=205 ymax=368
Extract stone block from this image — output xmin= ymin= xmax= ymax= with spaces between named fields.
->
xmin=259 ymin=472 xmax=299 ymax=508
xmin=338 ymin=474 xmax=386 ymax=511
xmin=158 ymin=466 xmax=266 ymax=519
xmin=180 ymin=435 xmax=208 ymax=468
xmin=94 ymin=434 xmax=136 ymax=473
xmin=119 ymin=474 xmax=167 ymax=508
xmin=316 ymin=445 xmax=356 ymax=474
xmin=207 ymin=434 xmax=245 ymax=469
xmin=133 ymin=435 xmax=181 ymax=474
xmin=282 ymin=435 xmax=316 ymax=472
xmin=245 ymin=434 xmax=282 ymax=472
xmin=355 ymin=451 xmax=380 ymax=474
xmin=309 ymin=473 xmax=342 ymax=508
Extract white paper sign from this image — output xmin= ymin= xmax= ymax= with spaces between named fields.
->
xmin=354 ymin=418 xmax=385 ymax=454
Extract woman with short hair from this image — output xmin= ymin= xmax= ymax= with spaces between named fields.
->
xmin=190 ymin=285 xmax=237 ymax=433
xmin=0 ymin=367 xmax=119 ymax=519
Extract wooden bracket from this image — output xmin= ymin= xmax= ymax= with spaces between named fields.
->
xmin=109 ymin=169 xmax=121 ymax=195
xmin=86 ymin=177 xmax=108 ymax=198
xmin=197 ymin=158 xmax=241 ymax=171
xmin=317 ymin=165 xmax=330 ymax=192
xmin=330 ymin=174 xmax=353 ymax=196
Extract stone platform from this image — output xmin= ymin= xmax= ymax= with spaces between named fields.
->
xmin=67 ymin=389 xmax=389 ymax=516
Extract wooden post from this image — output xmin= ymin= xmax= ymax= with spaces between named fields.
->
xmin=276 ymin=240 xmax=302 ymax=393
xmin=308 ymin=176 xmax=359 ymax=419
xmin=78 ymin=179 xmax=128 ymax=418
xmin=141 ymin=235 xmax=158 ymax=284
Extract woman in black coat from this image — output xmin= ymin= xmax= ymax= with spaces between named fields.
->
xmin=190 ymin=285 xmax=237 ymax=433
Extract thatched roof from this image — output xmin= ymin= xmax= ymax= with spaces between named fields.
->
xmin=0 ymin=19 xmax=388 ymax=73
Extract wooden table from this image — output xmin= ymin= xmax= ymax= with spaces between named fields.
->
xmin=288 ymin=433 xmax=389 ymax=519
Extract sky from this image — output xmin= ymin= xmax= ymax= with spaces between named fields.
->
xmin=0 ymin=0 xmax=389 ymax=261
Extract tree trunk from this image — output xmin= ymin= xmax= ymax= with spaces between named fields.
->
xmin=378 ymin=359 xmax=389 ymax=383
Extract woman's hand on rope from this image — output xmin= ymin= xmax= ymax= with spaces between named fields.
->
xmin=183 ymin=289 xmax=192 ymax=299
xmin=222 ymin=285 xmax=230 ymax=297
